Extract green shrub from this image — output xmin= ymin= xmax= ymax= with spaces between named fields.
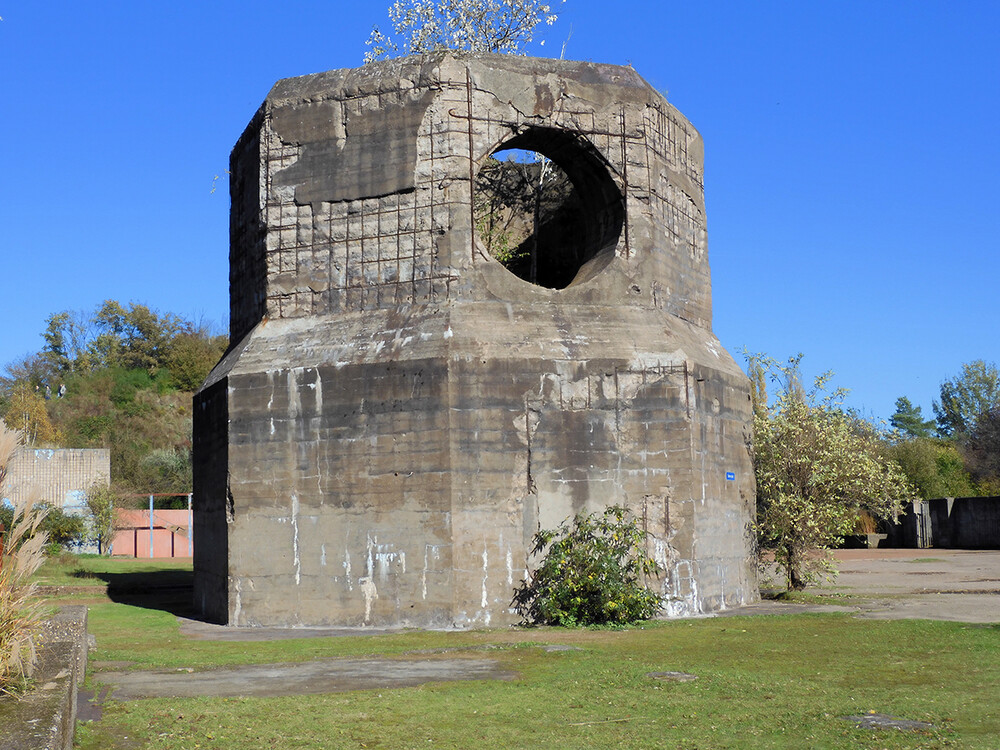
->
xmin=511 ymin=506 xmax=661 ymax=627
xmin=3 ymin=504 xmax=87 ymax=551
xmin=39 ymin=505 xmax=87 ymax=549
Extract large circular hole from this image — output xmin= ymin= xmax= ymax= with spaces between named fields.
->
xmin=474 ymin=129 xmax=624 ymax=289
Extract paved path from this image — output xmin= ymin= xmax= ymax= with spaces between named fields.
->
xmin=723 ymin=549 xmax=1000 ymax=623
xmin=821 ymin=548 xmax=1000 ymax=622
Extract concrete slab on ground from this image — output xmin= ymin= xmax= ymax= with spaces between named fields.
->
xmin=177 ymin=618 xmax=395 ymax=641
xmin=726 ymin=549 xmax=1000 ymax=623
xmin=98 ymin=658 xmax=516 ymax=699
xmin=823 ymin=549 xmax=1000 ymax=623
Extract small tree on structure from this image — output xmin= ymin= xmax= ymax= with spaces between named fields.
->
xmin=364 ymin=0 xmax=561 ymax=62
xmin=511 ymin=505 xmax=661 ymax=626
xmin=748 ymin=354 xmax=916 ymax=590
xmin=0 ymin=424 xmax=49 ymax=694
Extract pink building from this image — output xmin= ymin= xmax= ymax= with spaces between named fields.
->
xmin=113 ymin=506 xmax=192 ymax=558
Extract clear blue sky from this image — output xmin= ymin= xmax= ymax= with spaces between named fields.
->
xmin=2 ymin=2 xmax=997 ymax=422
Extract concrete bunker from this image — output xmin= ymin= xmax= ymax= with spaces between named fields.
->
xmin=194 ymin=53 xmax=758 ymax=628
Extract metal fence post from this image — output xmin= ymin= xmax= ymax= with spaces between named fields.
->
xmin=149 ymin=494 xmax=154 ymax=559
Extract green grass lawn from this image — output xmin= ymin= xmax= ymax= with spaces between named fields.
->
xmin=34 ymin=556 xmax=999 ymax=749
xmin=35 ymin=553 xmax=193 ymax=587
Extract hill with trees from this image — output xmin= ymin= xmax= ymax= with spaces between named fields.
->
xmin=0 ymin=301 xmax=227 ymax=494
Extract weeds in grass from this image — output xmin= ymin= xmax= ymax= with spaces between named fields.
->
xmin=0 ymin=425 xmax=50 ymax=694
xmin=762 ymin=589 xmax=860 ymax=607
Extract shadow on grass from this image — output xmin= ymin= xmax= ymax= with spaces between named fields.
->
xmin=75 ymin=568 xmax=196 ymax=618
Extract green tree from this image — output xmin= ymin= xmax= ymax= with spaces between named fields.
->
xmin=2 ymin=353 xmax=54 ymax=391
xmin=85 ymin=482 xmax=120 ymax=555
xmin=511 ymin=506 xmax=660 ymax=626
xmin=90 ymin=300 xmax=183 ymax=372
xmin=964 ymin=406 xmax=1000 ymax=494
xmin=42 ymin=301 xmax=211 ymax=377
xmin=747 ymin=351 xmax=768 ymax=419
xmin=365 ymin=0 xmax=561 ymax=62
xmin=749 ymin=354 xmax=915 ymax=590
xmin=0 ymin=504 xmax=86 ymax=552
xmin=42 ymin=313 xmax=72 ymax=373
xmin=162 ymin=326 xmax=227 ymax=391
xmin=42 ymin=310 xmax=93 ymax=374
xmin=887 ymin=437 xmax=976 ymax=500
xmin=933 ymin=360 xmax=1000 ymax=439
xmin=889 ymin=396 xmax=936 ymax=438
xmin=37 ymin=506 xmax=86 ymax=550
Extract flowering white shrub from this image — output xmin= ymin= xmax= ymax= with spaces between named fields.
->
xmin=365 ymin=0 xmax=562 ymax=62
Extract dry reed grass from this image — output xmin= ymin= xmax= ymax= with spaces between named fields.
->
xmin=0 ymin=424 xmax=49 ymax=694
xmin=854 ymin=510 xmax=879 ymax=534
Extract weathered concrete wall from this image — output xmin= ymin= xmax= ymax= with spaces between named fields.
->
xmin=888 ymin=497 xmax=1000 ymax=549
xmin=0 ymin=606 xmax=89 ymax=750
xmin=2 ymin=448 xmax=109 ymax=510
xmin=194 ymin=53 xmax=757 ymax=627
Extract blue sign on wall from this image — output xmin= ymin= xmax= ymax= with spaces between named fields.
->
xmin=725 ymin=472 xmax=736 ymax=481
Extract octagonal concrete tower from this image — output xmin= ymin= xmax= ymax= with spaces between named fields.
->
xmin=193 ymin=53 xmax=757 ymax=627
